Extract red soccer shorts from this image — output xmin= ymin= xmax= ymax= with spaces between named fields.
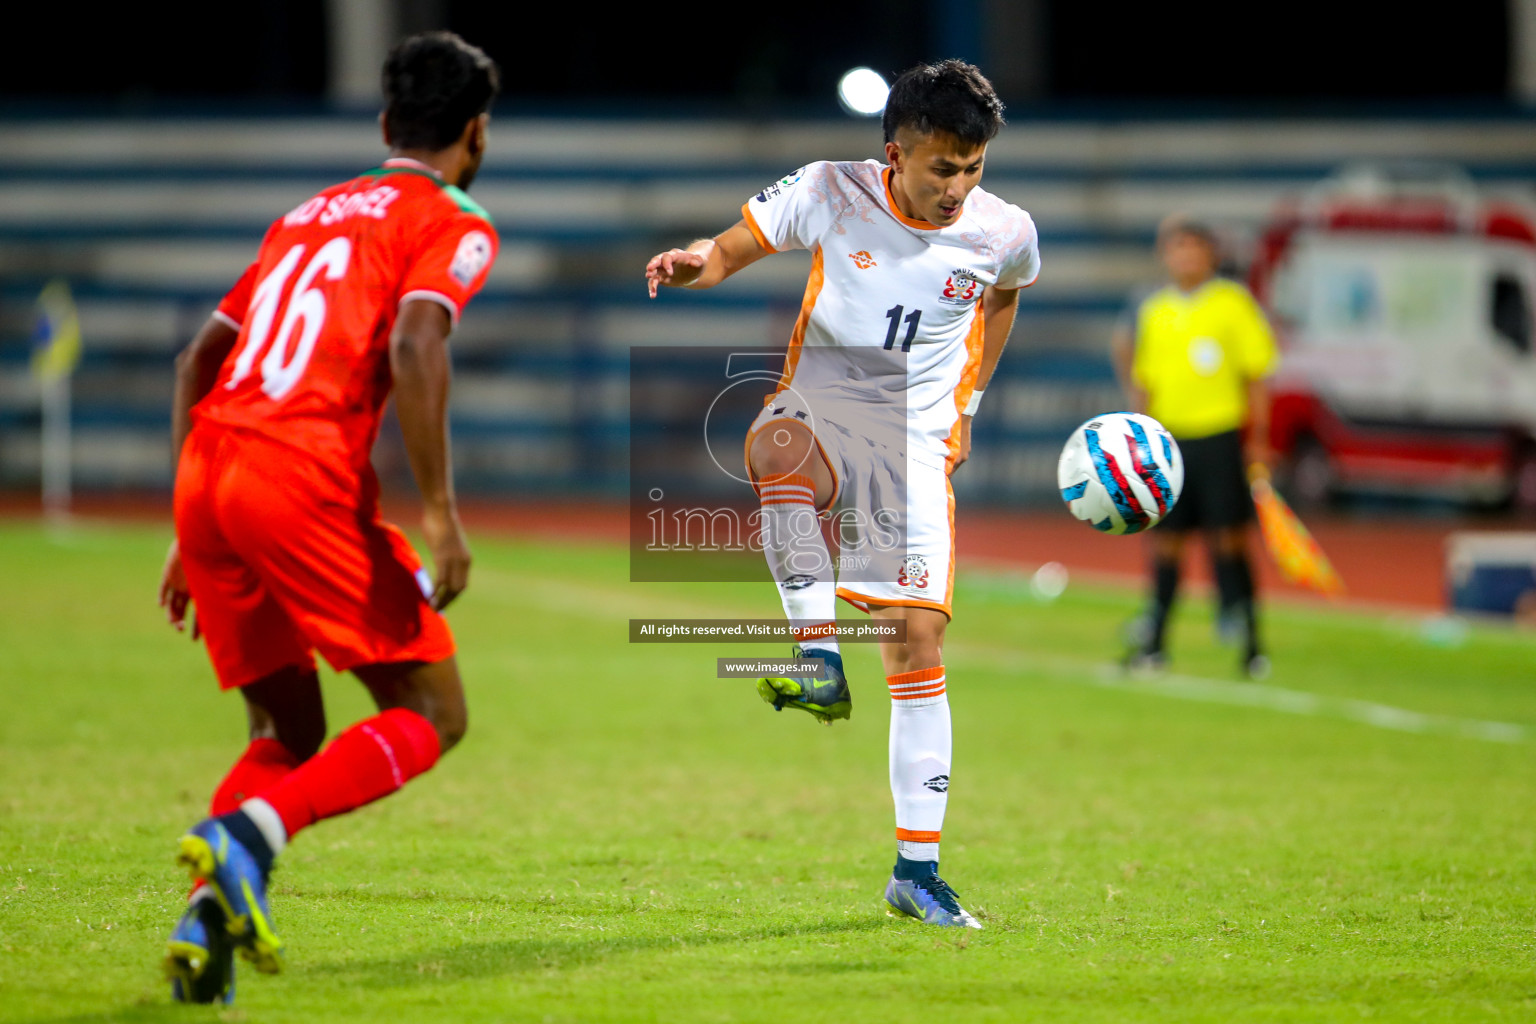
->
xmin=173 ymin=425 xmax=455 ymax=690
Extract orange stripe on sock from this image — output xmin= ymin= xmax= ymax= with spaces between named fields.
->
xmin=892 ymin=686 xmax=946 ymax=700
xmin=896 ymin=828 xmax=941 ymax=843
xmin=889 ymin=676 xmax=945 ymax=689
xmin=886 ymin=665 xmax=945 ymax=686
xmin=754 ymin=472 xmax=817 ymax=499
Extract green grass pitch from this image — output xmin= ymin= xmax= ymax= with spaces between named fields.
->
xmin=1 ymin=519 xmax=1534 ymax=1022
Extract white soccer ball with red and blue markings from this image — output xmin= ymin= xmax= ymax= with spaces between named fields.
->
xmin=1057 ymin=412 xmax=1183 ymax=535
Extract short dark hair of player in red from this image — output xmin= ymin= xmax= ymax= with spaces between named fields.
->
xmin=383 ymin=31 xmax=500 ymax=153
xmin=881 ymin=60 xmax=1006 ymax=149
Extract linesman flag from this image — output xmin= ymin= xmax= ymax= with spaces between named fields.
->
xmin=1249 ymin=464 xmax=1344 ymax=596
xmin=31 ymin=279 xmax=82 ymax=383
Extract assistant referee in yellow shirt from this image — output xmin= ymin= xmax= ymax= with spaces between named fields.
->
xmin=1111 ymin=216 xmax=1279 ymax=677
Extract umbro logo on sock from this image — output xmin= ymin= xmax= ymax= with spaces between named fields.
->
xmin=924 ymin=775 xmax=950 ymax=793
xmin=782 ymin=575 xmax=817 ymax=590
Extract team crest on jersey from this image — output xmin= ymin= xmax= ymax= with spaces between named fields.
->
xmin=939 ymin=269 xmax=980 ymax=305
xmin=450 ymin=231 xmax=493 ymax=286
xmin=897 ymin=554 xmax=930 ymax=590
xmin=848 ymin=250 xmax=877 ymax=269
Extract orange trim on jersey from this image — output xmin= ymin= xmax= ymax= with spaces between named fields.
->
xmin=896 ymin=828 xmax=942 ymax=843
xmin=774 ymin=246 xmax=824 ymax=399
xmin=945 ymin=310 xmax=988 ymax=473
xmin=882 ymin=167 xmax=943 ymax=232
xmin=740 ymin=203 xmax=779 ymax=254
xmin=836 ymin=587 xmax=952 ymax=620
xmin=887 ymin=666 xmax=945 ymax=685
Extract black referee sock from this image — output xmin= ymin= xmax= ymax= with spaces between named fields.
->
xmin=1213 ymin=555 xmax=1259 ymax=659
xmin=1147 ymin=559 xmax=1179 ymax=654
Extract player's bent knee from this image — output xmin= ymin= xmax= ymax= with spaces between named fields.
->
xmin=355 ymin=656 xmax=467 ymax=754
xmin=749 ymin=421 xmax=817 ymax=480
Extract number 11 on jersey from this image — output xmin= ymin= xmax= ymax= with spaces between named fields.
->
xmin=884 ymin=304 xmax=922 ymax=352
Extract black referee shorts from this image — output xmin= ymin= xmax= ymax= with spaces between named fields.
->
xmin=1160 ymin=429 xmax=1254 ymax=533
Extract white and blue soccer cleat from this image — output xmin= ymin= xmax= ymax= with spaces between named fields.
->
xmin=757 ymin=645 xmax=851 ymax=724
xmin=884 ymin=866 xmax=983 ymax=929
xmin=164 ymin=887 xmax=236 ymax=1004
xmin=176 ymin=818 xmax=283 ymax=974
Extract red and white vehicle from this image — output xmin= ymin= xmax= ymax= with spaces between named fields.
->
xmin=1251 ymin=164 xmax=1536 ymax=509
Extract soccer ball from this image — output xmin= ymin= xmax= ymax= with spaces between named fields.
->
xmin=1057 ymin=412 xmax=1183 ymax=535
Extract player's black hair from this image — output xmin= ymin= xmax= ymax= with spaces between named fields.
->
xmin=382 ymin=32 xmax=500 ymax=152
xmin=882 ymin=60 xmax=1005 ymax=150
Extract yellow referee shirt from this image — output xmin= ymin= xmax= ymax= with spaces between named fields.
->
xmin=1131 ymin=278 xmax=1278 ymax=439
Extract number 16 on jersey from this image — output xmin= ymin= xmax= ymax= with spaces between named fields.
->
xmin=227 ymin=239 xmax=353 ymax=400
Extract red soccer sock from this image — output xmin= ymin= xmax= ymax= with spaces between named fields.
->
xmin=210 ymin=738 xmax=303 ymax=816
xmin=251 ymin=708 xmax=441 ymax=841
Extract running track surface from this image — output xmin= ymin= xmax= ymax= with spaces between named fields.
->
xmin=4 ymin=492 xmax=1513 ymax=612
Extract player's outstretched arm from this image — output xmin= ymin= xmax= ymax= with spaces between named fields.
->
xmin=160 ymin=315 xmax=241 ymax=635
xmin=952 ymin=285 xmax=1023 ymax=474
xmin=391 ymin=299 xmax=471 ymax=612
xmin=644 ymin=221 xmax=772 ymax=298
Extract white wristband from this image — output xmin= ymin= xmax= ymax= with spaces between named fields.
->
xmin=963 ymin=389 xmax=984 ymax=416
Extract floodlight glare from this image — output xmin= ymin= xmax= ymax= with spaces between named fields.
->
xmin=837 ymin=67 xmax=889 ymax=117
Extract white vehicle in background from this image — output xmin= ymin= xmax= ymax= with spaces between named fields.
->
xmin=1250 ymin=164 xmax=1536 ymax=509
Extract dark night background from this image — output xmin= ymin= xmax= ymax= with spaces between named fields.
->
xmin=0 ymin=0 xmax=1512 ymax=106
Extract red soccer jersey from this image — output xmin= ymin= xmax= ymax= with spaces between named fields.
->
xmin=195 ymin=158 xmax=499 ymax=476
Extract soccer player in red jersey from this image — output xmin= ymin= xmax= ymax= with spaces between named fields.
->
xmin=155 ymin=33 xmax=500 ymax=1003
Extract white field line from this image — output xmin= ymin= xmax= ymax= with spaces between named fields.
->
xmin=470 ymin=568 xmax=1532 ymax=746
xmin=953 ymin=643 xmax=1530 ymax=745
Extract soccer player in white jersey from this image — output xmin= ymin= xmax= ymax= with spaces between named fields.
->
xmin=645 ymin=61 xmax=1038 ymax=928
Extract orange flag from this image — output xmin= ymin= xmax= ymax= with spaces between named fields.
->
xmin=1249 ymin=466 xmax=1344 ymax=597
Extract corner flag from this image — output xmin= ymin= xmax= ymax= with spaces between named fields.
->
xmin=31 ymin=279 xmax=82 ymax=383
xmin=1250 ymin=465 xmax=1344 ymax=597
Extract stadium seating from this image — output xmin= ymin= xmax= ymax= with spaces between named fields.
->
xmin=4 ymin=115 xmax=1536 ymax=500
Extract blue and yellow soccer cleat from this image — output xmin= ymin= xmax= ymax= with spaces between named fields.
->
xmin=884 ymin=870 xmax=983 ymax=929
xmin=175 ymin=819 xmax=283 ymax=974
xmin=757 ymin=645 xmax=851 ymax=724
xmin=164 ymin=887 xmax=236 ymax=1004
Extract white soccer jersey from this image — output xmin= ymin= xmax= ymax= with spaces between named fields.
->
xmin=742 ymin=159 xmax=1040 ymax=469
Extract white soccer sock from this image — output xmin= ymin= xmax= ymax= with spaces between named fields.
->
xmin=239 ymin=797 xmax=289 ymax=857
xmin=757 ymin=473 xmax=840 ymax=657
xmin=888 ymin=666 xmax=950 ymax=862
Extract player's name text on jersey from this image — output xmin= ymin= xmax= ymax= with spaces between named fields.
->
xmin=284 ymin=187 xmax=402 ymax=229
